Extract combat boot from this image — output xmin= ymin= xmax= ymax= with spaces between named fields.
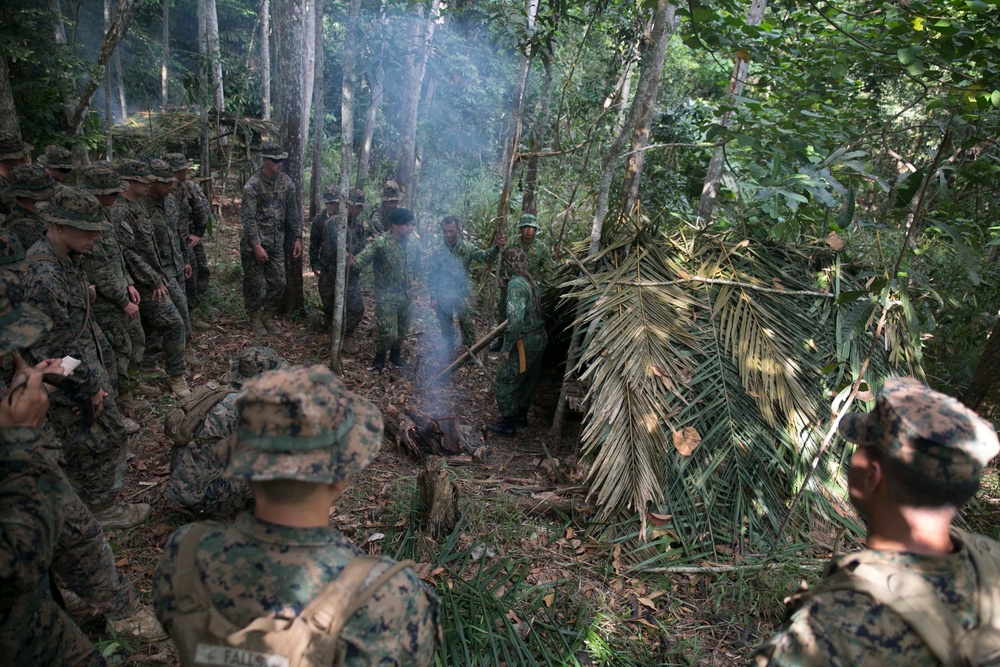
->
xmin=117 ymin=392 xmax=149 ymax=412
xmin=489 ymin=335 xmax=505 ymax=353
xmin=248 ymin=312 xmax=267 ymax=336
xmin=168 ymin=374 xmax=192 ymax=399
xmin=389 ymin=347 xmax=408 ymax=368
xmin=371 ymin=352 xmax=386 ymax=372
xmin=123 ymin=418 xmax=141 ymax=435
xmin=263 ymin=315 xmax=281 ymax=334
xmin=341 ymin=333 xmax=359 ymax=355
xmin=487 ymin=416 xmax=516 ymax=437
xmin=513 ymin=410 xmax=529 ymax=427
xmin=107 ymin=604 xmax=168 ymax=643
xmin=92 ymin=502 xmax=152 ymax=531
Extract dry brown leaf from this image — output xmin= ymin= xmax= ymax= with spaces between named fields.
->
xmin=647 ymin=511 xmax=672 ymax=526
xmin=672 ymin=427 xmax=702 ymax=456
xmin=543 ymin=593 xmax=555 ymax=607
xmin=637 ymin=597 xmax=657 ymax=610
xmin=824 ymin=232 xmax=844 ymax=251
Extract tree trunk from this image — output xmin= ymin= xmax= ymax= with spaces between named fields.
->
xmin=204 ymin=0 xmax=226 ymax=147
xmin=261 ymin=0 xmax=271 ymax=121
xmin=356 ymin=59 xmax=383 ymax=190
xmin=0 ymin=54 xmax=20 ymax=135
xmin=273 ymin=0 xmax=308 ymax=316
xmin=161 ymin=0 xmax=169 ymax=110
xmin=308 ymin=0 xmax=325 ymax=219
xmin=115 ymin=47 xmax=127 ymax=119
xmin=48 ymin=0 xmax=79 ymax=130
xmin=331 ymin=0 xmax=361 ymax=371
xmin=620 ymin=0 xmax=677 ymax=216
xmin=301 ymin=0 xmax=316 ymax=149
xmin=963 ymin=318 xmax=1000 ymax=422
xmin=695 ymin=0 xmax=768 ymax=226
xmin=104 ymin=0 xmax=113 ymax=159
xmin=521 ymin=55 xmax=553 ymax=215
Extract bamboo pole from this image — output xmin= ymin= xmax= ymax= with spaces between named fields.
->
xmin=432 ymin=320 xmax=507 ymax=383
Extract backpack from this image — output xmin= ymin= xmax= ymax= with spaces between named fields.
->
xmin=170 ymin=523 xmax=416 ymax=667
xmin=790 ymin=528 xmax=1000 ymax=666
xmin=164 ymin=385 xmax=233 ymax=445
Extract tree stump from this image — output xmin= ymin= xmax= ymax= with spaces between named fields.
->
xmin=415 ymin=463 xmax=459 ymax=540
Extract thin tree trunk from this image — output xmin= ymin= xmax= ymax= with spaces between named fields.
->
xmin=332 ymin=0 xmax=361 ymax=371
xmin=301 ymin=0 xmax=316 ymax=151
xmin=521 ymin=55 xmax=553 ymax=215
xmin=105 ymin=0 xmax=114 ymax=159
xmin=204 ymin=0 xmax=226 ymax=146
xmin=115 ymin=47 xmax=127 ymax=119
xmin=308 ymin=0 xmax=325 ymax=219
xmin=261 ymin=0 xmax=271 ymax=121
xmin=0 ymin=54 xmax=20 ymax=135
xmin=48 ymin=0 xmax=78 ymax=129
xmin=161 ymin=0 xmax=169 ymax=109
xmin=963 ymin=318 xmax=1000 ymax=421
xmin=620 ymin=0 xmax=676 ymax=215
xmin=356 ymin=59 xmax=383 ymax=190
xmin=695 ymin=0 xmax=767 ymax=226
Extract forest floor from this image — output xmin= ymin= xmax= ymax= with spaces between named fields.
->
xmin=82 ymin=198 xmax=1000 ymax=666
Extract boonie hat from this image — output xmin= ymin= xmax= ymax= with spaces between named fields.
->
xmin=6 ymin=165 xmax=56 ymax=201
xmin=220 ymin=364 xmax=384 ymax=484
xmin=0 ymin=229 xmax=25 ymax=269
xmin=0 ymin=131 xmax=32 ymax=161
xmin=164 ymin=153 xmax=193 ymax=171
xmin=39 ymin=145 xmax=75 ymax=169
xmin=37 ymin=188 xmax=112 ymax=232
xmin=389 ymin=208 xmax=414 ymax=226
xmin=261 ymin=141 xmax=289 ymax=161
xmin=839 ymin=377 xmax=1000 ymax=487
xmin=518 ymin=214 xmax=539 ymax=229
xmin=147 ymin=159 xmax=176 ymax=183
xmin=322 ymin=186 xmax=340 ymax=204
xmin=118 ymin=159 xmax=152 ymax=184
xmin=81 ymin=163 xmax=125 ymax=196
xmin=0 ymin=270 xmax=52 ymax=356
xmin=381 ymin=180 xmax=402 ymax=202
xmin=230 ymin=346 xmax=286 ymax=387
xmin=347 ymin=187 xmax=365 ymax=206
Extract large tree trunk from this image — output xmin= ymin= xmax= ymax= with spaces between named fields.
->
xmin=261 ymin=0 xmax=271 ymax=121
xmin=521 ymin=55 xmax=553 ymax=215
xmin=332 ymin=0 xmax=361 ymax=371
xmin=963 ymin=318 xmax=1000 ymax=421
xmin=356 ymin=52 xmax=384 ymax=190
xmin=695 ymin=0 xmax=768 ymax=226
xmin=161 ymin=0 xmax=169 ymax=110
xmin=301 ymin=0 xmax=316 ymax=148
xmin=273 ymin=0 xmax=308 ymax=315
xmin=0 ymin=54 xmax=19 ymax=135
xmin=204 ymin=0 xmax=226 ymax=146
xmin=308 ymin=0 xmax=325 ymax=219
xmin=620 ymin=0 xmax=676 ymax=216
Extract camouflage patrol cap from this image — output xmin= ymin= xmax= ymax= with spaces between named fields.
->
xmin=381 ymin=180 xmax=402 ymax=202
xmin=230 ymin=346 xmax=286 ymax=387
xmin=518 ymin=214 xmax=539 ymax=229
xmin=0 ymin=270 xmax=52 ymax=356
xmin=260 ymin=141 xmax=288 ymax=161
xmin=322 ymin=186 xmax=340 ymax=204
xmin=0 ymin=228 xmax=25 ymax=269
xmin=164 ymin=153 xmax=193 ymax=171
xmin=81 ymin=162 xmax=125 ymax=195
xmin=37 ymin=188 xmax=111 ymax=232
xmin=147 ymin=159 xmax=176 ymax=183
xmin=220 ymin=364 xmax=384 ymax=484
xmin=840 ymin=377 xmax=1000 ymax=487
xmin=347 ymin=187 xmax=365 ymax=206
xmin=389 ymin=208 xmax=415 ymax=226
xmin=38 ymin=145 xmax=75 ymax=169
xmin=118 ymin=159 xmax=152 ymax=183
xmin=0 ymin=131 xmax=32 ymax=161
xmin=6 ymin=165 xmax=56 ymax=200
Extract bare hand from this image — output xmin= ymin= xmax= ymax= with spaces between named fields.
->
xmin=153 ymin=284 xmax=169 ymax=302
xmin=124 ymin=301 xmax=140 ymax=319
xmin=254 ymin=244 xmax=269 ymax=264
xmin=0 ymin=355 xmax=50 ymax=428
xmin=184 ymin=264 xmax=193 ymax=279
xmin=127 ymin=285 xmax=140 ymax=305
xmin=91 ymin=389 xmax=107 ymax=417
xmin=187 ymin=234 xmax=202 ymax=249
xmin=292 ymin=239 xmax=303 ymax=259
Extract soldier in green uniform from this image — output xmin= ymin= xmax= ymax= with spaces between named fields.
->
xmin=39 ymin=145 xmax=76 ymax=185
xmin=491 ymin=213 xmax=553 ymax=352
xmin=0 ymin=130 xmax=31 ymax=216
xmin=427 ymin=216 xmax=503 ymax=357
xmin=488 ymin=248 xmax=547 ymax=437
xmin=240 ymin=141 xmax=302 ymax=336
xmin=311 ymin=186 xmax=366 ymax=353
xmin=350 ymin=207 xmax=422 ymax=371
xmin=145 ymin=159 xmax=191 ymax=338
xmin=111 ymin=159 xmax=190 ymax=399
xmin=3 ymin=164 xmax=56 ymax=250
xmin=164 ymin=346 xmax=285 ymax=518
xmin=165 ymin=153 xmax=211 ymax=306
xmin=755 ymin=378 xmax=1000 ymax=667
xmin=368 ymin=179 xmax=402 ymax=237
xmin=153 ymin=364 xmax=439 ymax=666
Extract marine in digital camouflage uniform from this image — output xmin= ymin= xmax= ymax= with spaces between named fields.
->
xmin=0 ymin=267 xmax=108 ymax=667
xmin=0 ymin=130 xmax=32 ymax=217
xmin=240 ymin=141 xmax=302 ymax=335
xmin=165 ymin=347 xmax=286 ymax=517
xmin=368 ymin=179 xmax=402 ymax=237
xmin=351 ymin=207 xmax=422 ymax=370
xmin=755 ymin=378 xmax=1000 ymax=667
xmin=492 ymin=214 xmax=553 ymax=352
xmin=310 ymin=186 xmax=366 ymax=340
xmin=111 ymin=159 xmax=190 ymax=398
xmin=166 ymin=153 xmax=211 ymax=305
xmin=144 ymin=159 xmax=191 ymax=337
xmin=488 ymin=248 xmax=547 ymax=437
xmin=427 ymin=216 xmax=501 ymax=354
xmin=39 ymin=144 xmax=77 ymax=186
xmin=2 ymin=164 xmax=56 ymax=251
xmin=153 ymin=364 xmax=440 ymax=666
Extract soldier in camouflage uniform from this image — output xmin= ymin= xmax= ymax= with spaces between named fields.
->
xmin=368 ymin=179 xmax=402 ymax=237
xmin=428 ymin=216 xmax=503 ymax=356
xmin=0 ymin=130 xmax=32 ymax=216
xmin=39 ymin=144 xmax=76 ymax=185
xmin=145 ymin=159 xmax=191 ymax=337
xmin=351 ymin=207 xmax=422 ymax=371
xmin=491 ymin=214 xmax=553 ymax=352
xmin=153 ymin=364 xmax=440 ymax=666
xmin=81 ymin=163 xmax=146 ymax=415
xmin=166 ymin=153 xmax=211 ymax=306
xmin=240 ymin=141 xmax=302 ymax=336
xmin=165 ymin=347 xmax=286 ymax=517
xmin=19 ymin=189 xmax=152 ymax=530
xmin=487 ymin=248 xmax=547 ymax=437
xmin=755 ymin=378 xmax=1000 ymax=667
xmin=111 ymin=159 xmax=190 ymax=398
xmin=311 ymin=186 xmax=366 ymax=351
xmin=2 ymin=164 xmax=56 ymax=250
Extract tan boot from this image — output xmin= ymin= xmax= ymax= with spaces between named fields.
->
xmin=341 ymin=334 xmax=359 ymax=355
xmin=92 ymin=503 xmax=151 ymax=531
xmin=248 ymin=312 xmax=267 ymax=336
xmin=262 ymin=315 xmax=281 ymax=334
xmin=123 ymin=418 xmax=141 ymax=435
xmin=107 ymin=603 xmax=168 ymax=642
xmin=168 ymin=374 xmax=192 ymax=399
xmin=117 ymin=392 xmax=149 ymax=411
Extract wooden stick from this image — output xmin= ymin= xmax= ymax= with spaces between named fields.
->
xmin=431 ymin=320 xmax=507 ymax=383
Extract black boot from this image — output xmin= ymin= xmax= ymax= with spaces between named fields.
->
xmin=371 ymin=352 xmax=386 ymax=372
xmin=488 ymin=335 xmax=505 ymax=352
xmin=513 ymin=410 xmax=528 ymax=427
xmin=389 ymin=347 xmax=408 ymax=368
xmin=487 ymin=416 xmax=516 ymax=437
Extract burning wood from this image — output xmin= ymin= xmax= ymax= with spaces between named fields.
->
xmin=383 ymin=405 xmax=489 ymax=459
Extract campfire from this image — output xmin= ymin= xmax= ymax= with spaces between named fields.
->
xmin=384 ymin=406 xmax=489 ymax=460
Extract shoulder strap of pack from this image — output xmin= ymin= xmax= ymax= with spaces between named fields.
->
xmin=954 ymin=528 xmax=1000 ymax=632
xmin=172 ymin=523 xmax=214 ymax=614
xmin=301 ymin=557 xmax=417 ymax=635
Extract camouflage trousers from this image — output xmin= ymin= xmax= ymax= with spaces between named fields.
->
xmin=48 ymin=400 xmax=128 ymax=511
xmin=93 ymin=304 xmax=145 ymax=392
xmin=139 ymin=288 xmax=187 ymax=377
xmin=165 ymin=442 xmax=250 ymax=517
xmin=318 ymin=271 xmax=364 ymax=334
xmin=166 ymin=275 xmax=191 ymax=337
xmin=240 ymin=240 xmax=285 ymax=315
xmin=436 ymin=298 xmax=477 ymax=351
xmin=185 ymin=241 xmax=210 ymax=306
xmin=374 ymin=292 xmax=411 ymax=353
xmin=494 ymin=329 xmax=547 ymax=418
xmin=0 ymin=584 xmax=106 ymax=667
